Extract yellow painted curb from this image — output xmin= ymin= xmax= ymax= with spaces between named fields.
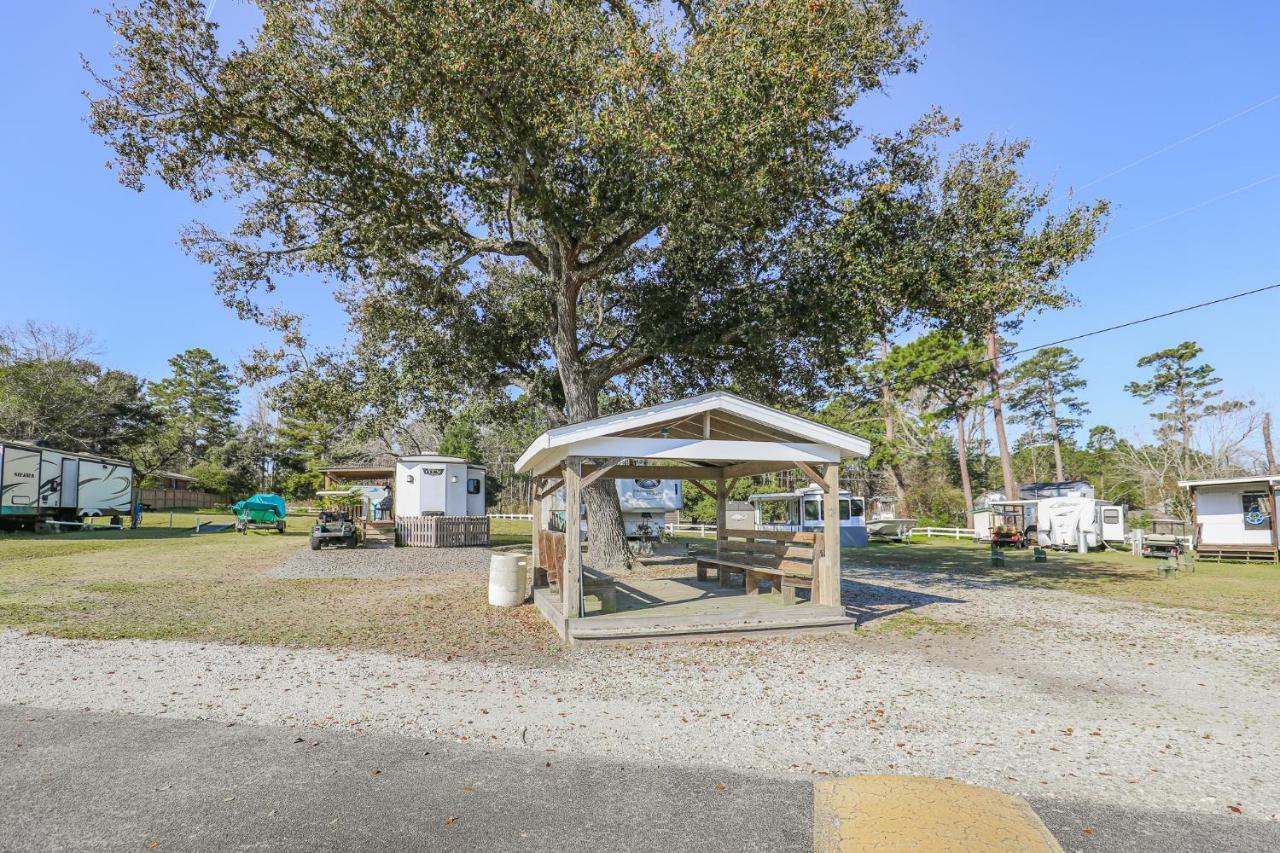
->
xmin=814 ymin=775 xmax=1063 ymax=852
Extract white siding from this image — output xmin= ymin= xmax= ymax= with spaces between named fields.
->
xmin=1195 ymin=486 xmax=1273 ymax=545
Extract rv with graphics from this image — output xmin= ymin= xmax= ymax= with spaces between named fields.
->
xmin=0 ymin=440 xmax=134 ymax=529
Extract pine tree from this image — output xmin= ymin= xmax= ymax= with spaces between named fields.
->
xmin=1007 ymin=346 xmax=1089 ymax=482
xmin=148 ymin=348 xmax=240 ymax=466
xmin=1124 ymin=341 xmax=1242 ymax=469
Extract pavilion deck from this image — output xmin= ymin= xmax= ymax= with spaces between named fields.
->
xmin=534 ymin=575 xmax=853 ymax=644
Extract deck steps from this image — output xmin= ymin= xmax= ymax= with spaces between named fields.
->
xmin=1194 ymin=546 xmax=1278 ymax=563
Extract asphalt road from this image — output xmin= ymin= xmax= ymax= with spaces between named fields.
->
xmin=1 ymin=705 xmax=1275 ymax=852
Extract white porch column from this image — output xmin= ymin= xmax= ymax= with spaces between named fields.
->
xmin=562 ymin=457 xmax=583 ymax=618
xmin=820 ymin=462 xmax=842 ymax=607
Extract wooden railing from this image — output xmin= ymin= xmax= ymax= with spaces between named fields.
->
xmin=395 ymin=515 xmax=491 ymax=547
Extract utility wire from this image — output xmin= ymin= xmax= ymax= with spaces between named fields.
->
xmin=983 ymin=281 xmax=1280 ymax=365
xmin=1105 ymin=171 xmax=1280 ymax=242
xmin=1081 ymin=92 xmax=1280 ymax=189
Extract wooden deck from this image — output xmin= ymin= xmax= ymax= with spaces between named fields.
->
xmin=1194 ymin=543 xmax=1279 ymax=563
xmin=534 ymin=575 xmax=854 ymax=644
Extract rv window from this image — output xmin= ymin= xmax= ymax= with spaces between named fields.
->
xmin=840 ymin=500 xmax=850 ymax=521
xmin=467 ymin=478 xmax=481 ymax=495
xmin=1242 ymin=491 xmax=1272 ymax=530
xmin=1102 ymin=508 xmax=1120 ymax=524
xmin=804 ymin=498 xmax=821 ymax=522
xmin=846 ymin=499 xmax=864 ymax=519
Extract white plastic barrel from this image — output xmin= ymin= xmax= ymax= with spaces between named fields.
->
xmin=488 ymin=553 xmax=527 ymax=607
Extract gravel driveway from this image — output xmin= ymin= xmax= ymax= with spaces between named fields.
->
xmin=265 ymin=543 xmax=499 ymax=582
xmin=2 ymin=565 xmax=1277 ymax=824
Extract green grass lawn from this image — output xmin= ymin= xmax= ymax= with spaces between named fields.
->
xmin=3 ymin=511 xmax=1272 ymax=656
xmin=671 ymin=530 xmax=1280 ymax=623
xmin=842 ymin=536 xmax=1280 ymax=623
xmin=0 ymin=511 xmax=559 ymax=662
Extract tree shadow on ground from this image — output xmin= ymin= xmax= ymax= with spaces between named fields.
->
xmin=838 ymin=576 xmax=966 ymax=626
xmin=842 ymin=543 xmax=1157 ymax=593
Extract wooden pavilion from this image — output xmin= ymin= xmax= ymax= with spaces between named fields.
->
xmin=515 ymin=392 xmax=871 ymax=643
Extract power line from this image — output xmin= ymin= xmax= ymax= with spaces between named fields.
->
xmin=1081 ymin=92 xmax=1280 ymax=189
xmin=991 ymin=281 xmax=1280 ymax=364
xmin=1105 ymin=171 xmax=1280 ymax=242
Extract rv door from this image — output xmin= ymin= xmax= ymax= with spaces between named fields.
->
xmin=60 ymin=458 xmax=80 ymax=509
xmin=1100 ymin=505 xmax=1126 ymax=542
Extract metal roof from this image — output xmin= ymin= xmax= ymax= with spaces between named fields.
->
xmin=1177 ymin=475 xmax=1280 ymax=489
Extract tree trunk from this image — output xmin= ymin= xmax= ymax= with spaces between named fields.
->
xmin=986 ymin=327 xmax=1017 ymax=498
xmin=1048 ymin=412 xmax=1065 ymax=483
xmin=553 ymin=287 xmax=633 ymax=574
xmin=955 ymin=408 xmax=974 ymax=528
xmin=880 ymin=337 xmax=908 ymax=513
xmin=1265 ymin=412 xmax=1277 ymax=473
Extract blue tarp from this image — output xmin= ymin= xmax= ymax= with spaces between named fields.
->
xmin=232 ymin=493 xmax=287 ymax=522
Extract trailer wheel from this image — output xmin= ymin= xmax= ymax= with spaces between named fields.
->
xmin=277 ymin=520 xmax=286 ymax=534
xmin=310 ymin=537 xmax=321 ymax=551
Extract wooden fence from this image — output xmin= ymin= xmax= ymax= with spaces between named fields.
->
xmin=138 ymin=488 xmax=222 ymax=510
xmin=395 ymin=515 xmax=491 ymax=548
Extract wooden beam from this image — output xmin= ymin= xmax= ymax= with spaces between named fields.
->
xmin=535 ymin=478 xmax=564 ymax=501
xmin=715 ymin=478 xmax=727 ymax=560
xmin=727 ymin=477 xmax=741 ymax=494
xmin=580 ymin=463 xmax=726 ymax=481
xmin=819 ymin=463 xmax=842 ymax=607
xmin=796 ymin=461 xmax=829 ymax=493
xmin=720 ymin=460 xmax=804 ymax=479
xmin=580 ymin=458 xmax=623 ymax=491
xmin=687 ymin=479 xmax=717 ymax=500
xmin=570 ymin=437 xmax=840 ymax=464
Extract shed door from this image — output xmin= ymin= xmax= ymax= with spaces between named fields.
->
xmin=60 ymin=459 xmax=80 ymax=508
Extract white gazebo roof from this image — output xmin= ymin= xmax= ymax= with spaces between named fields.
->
xmin=515 ymin=391 xmax=870 ymax=477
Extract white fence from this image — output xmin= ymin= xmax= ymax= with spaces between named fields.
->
xmin=487 ymin=513 xmax=533 ymax=521
xmin=911 ymin=526 xmax=975 ymax=540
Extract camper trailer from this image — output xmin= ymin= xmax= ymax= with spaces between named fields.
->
xmin=748 ymin=486 xmax=868 ymax=546
xmin=393 ymin=455 xmax=486 ymax=518
xmin=615 ymin=477 xmax=682 ymax=537
xmin=545 ymin=478 xmax=683 ymax=539
xmin=1035 ymin=496 xmax=1126 ymax=551
xmin=0 ymin=440 xmax=134 ymax=528
xmin=976 ymin=494 xmax=1125 ymax=550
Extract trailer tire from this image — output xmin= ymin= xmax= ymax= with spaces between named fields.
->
xmin=310 ymin=537 xmax=321 ymax=550
xmin=277 ymin=521 xmax=286 ymax=534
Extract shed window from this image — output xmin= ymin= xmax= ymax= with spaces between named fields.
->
xmin=467 ymin=478 xmax=481 ymax=495
xmin=1242 ymin=491 xmax=1271 ymax=530
xmin=1102 ymin=508 xmax=1121 ymax=524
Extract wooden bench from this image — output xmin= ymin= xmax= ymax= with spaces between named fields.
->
xmin=695 ymin=529 xmax=821 ymax=605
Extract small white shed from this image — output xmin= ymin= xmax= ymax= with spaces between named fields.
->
xmin=1178 ymin=475 xmax=1279 ymax=562
xmin=394 ymin=455 xmax=486 ymax=518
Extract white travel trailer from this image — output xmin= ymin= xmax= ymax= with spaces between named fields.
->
xmin=393 ymin=455 xmax=486 ymax=518
xmin=615 ymin=477 xmax=682 ymax=537
xmin=748 ymin=486 xmax=868 ymax=546
xmin=1035 ymin=496 xmax=1126 ymax=551
xmin=545 ymin=478 xmax=683 ymax=538
xmin=0 ymin=440 xmax=134 ymax=528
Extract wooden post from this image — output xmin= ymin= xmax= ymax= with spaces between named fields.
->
xmin=820 ymin=463 xmax=841 ymax=607
xmin=715 ymin=476 xmax=727 ymax=561
xmin=531 ymin=487 xmax=542 ymax=570
xmin=562 ymin=458 xmax=583 ymax=619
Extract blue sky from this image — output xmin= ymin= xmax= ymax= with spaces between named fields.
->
xmin=2 ymin=1 xmax=1277 ymax=445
